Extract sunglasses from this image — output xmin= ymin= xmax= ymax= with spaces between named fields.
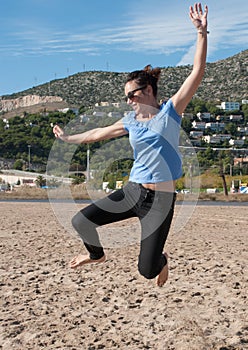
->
xmin=124 ymin=85 xmax=147 ymax=102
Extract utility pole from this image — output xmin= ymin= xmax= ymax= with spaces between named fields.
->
xmin=189 ymin=163 xmax=193 ymax=194
xmin=86 ymin=145 xmax=90 ymax=181
xmin=28 ymin=145 xmax=31 ymax=171
xmin=219 ymin=159 xmax=228 ymax=196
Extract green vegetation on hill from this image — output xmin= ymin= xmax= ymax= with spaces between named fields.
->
xmin=0 ymin=98 xmax=247 ymax=180
xmin=0 ymin=109 xmax=132 ymax=174
xmin=2 ymin=50 xmax=247 ymax=106
xmin=0 ymin=51 xmax=247 ymax=190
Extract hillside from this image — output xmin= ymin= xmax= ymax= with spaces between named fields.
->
xmin=1 ymin=50 xmax=248 ymax=109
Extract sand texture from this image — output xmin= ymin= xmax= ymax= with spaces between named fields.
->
xmin=0 ymin=201 xmax=248 ymax=350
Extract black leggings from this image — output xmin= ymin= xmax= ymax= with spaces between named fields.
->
xmin=72 ymin=181 xmax=176 ymax=279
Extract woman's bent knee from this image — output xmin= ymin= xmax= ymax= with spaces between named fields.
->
xmin=71 ymin=212 xmax=83 ymax=231
xmin=71 ymin=211 xmax=94 ymax=232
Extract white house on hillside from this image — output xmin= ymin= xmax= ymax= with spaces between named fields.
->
xmin=220 ymin=101 xmax=240 ymax=111
xmin=203 ymin=134 xmax=231 ymax=144
xmin=92 ymin=111 xmax=106 ymax=117
xmin=182 ymin=112 xmax=194 ymax=120
xmin=229 ymin=139 xmax=245 ymax=146
xmin=205 ymin=122 xmax=225 ymax=132
xmin=190 ymin=131 xmax=203 ymax=138
xmin=196 ymin=112 xmax=211 ymax=121
xmin=237 ymin=126 xmax=248 ymax=135
xmin=192 ymin=121 xmax=206 ymax=130
xmin=229 ymin=114 xmax=243 ymax=122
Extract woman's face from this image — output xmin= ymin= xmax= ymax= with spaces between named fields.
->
xmin=124 ymin=81 xmax=157 ymax=115
xmin=125 ymin=81 xmax=146 ymax=101
xmin=125 ymin=81 xmax=151 ymax=114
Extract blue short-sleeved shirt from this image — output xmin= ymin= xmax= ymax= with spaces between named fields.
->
xmin=121 ymin=99 xmax=182 ymax=183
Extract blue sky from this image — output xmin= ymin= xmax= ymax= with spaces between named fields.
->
xmin=1 ymin=0 xmax=247 ymax=96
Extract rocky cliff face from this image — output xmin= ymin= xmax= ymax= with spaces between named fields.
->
xmin=0 ymin=95 xmax=63 ymax=113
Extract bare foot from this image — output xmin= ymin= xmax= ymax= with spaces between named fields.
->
xmin=69 ymin=254 xmax=106 ymax=269
xmin=156 ymin=253 xmax=169 ymax=287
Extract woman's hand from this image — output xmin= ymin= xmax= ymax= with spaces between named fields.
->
xmin=53 ymin=125 xmax=68 ymax=142
xmin=189 ymin=3 xmax=208 ymax=32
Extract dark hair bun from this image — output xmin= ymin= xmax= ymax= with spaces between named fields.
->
xmin=125 ymin=64 xmax=161 ymax=97
xmin=143 ymin=65 xmax=161 ymax=81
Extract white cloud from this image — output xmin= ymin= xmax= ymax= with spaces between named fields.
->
xmin=108 ymin=0 xmax=248 ymax=65
xmin=177 ymin=45 xmax=196 ymax=66
xmin=1 ymin=0 xmax=247 ymax=63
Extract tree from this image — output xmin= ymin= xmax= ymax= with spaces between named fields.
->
xmin=242 ymin=104 xmax=248 ymax=122
xmin=35 ymin=175 xmax=46 ymax=188
xmin=197 ymin=146 xmax=218 ymax=171
xmin=71 ymin=175 xmax=86 ymax=185
xmin=181 ymin=117 xmax=192 ymax=134
xmin=205 ymin=101 xmax=222 ymax=115
xmin=225 ymin=123 xmax=238 ymax=136
xmin=13 ymin=159 xmax=24 ymax=170
xmin=191 ymin=98 xmax=208 ymax=114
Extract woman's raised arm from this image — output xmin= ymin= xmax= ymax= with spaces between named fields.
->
xmin=171 ymin=3 xmax=208 ymax=115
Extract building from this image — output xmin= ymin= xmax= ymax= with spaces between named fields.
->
xmin=192 ymin=121 xmax=206 ymax=130
xmin=205 ymin=122 xmax=225 ymax=132
xmin=229 ymin=139 xmax=245 ymax=147
xmin=0 ymin=174 xmax=36 ymax=187
xmin=112 ymin=102 xmax=122 ymax=108
xmin=0 ymin=170 xmax=72 ymax=188
xmin=229 ymin=114 xmax=243 ymax=122
xmin=215 ymin=115 xmax=224 ymax=121
xmin=234 ymin=157 xmax=248 ymax=166
xmin=220 ymin=101 xmax=240 ymax=111
xmin=108 ymin=112 xmax=122 ymax=118
xmin=190 ymin=139 xmax=202 ymax=146
xmin=92 ymin=111 xmax=107 ymax=117
xmin=58 ymin=107 xmax=79 ymax=115
xmin=202 ymin=135 xmax=222 ymax=144
xmin=95 ymin=102 xmax=110 ymax=107
xmin=237 ymin=126 xmax=248 ymax=135
xmin=190 ymin=131 xmax=203 ymax=138
xmin=196 ymin=112 xmax=211 ymax=121
xmin=182 ymin=112 xmax=194 ymax=120
xmin=203 ymin=134 xmax=231 ymax=144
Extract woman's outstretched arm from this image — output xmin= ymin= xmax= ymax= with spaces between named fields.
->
xmin=171 ymin=3 xmax=208 ymax=115
xmin=53 ymin=119 xmax=128 ymax=144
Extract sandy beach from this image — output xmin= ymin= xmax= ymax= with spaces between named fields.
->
xmin=1 ymin=200 xmax=247 ymax=350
